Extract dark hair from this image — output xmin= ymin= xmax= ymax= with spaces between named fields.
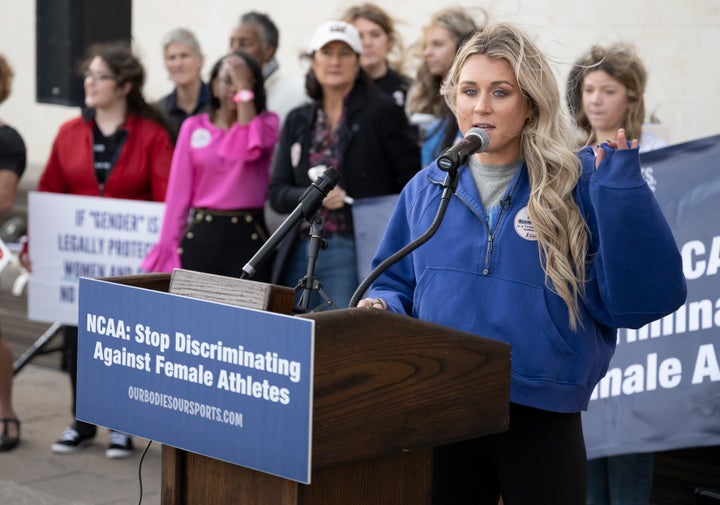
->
xmin=208 ymin=51 xmax=267 ymax=113
xmin=0 ymin=53 xmax=13 ymax=104
xmin=240 ymin=11 xmax=279 ymax=49
xmin=80 ymin=41 xmax=170 ymax=131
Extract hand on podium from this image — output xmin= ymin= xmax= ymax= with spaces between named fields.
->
xmin=356 ymin=297 xmax=387 ymax=310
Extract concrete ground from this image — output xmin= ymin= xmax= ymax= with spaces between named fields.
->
xmin=0 ymin=364 xmax=162 ymax=504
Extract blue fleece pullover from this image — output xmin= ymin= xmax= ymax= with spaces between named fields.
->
xmin=367 ymin=145 xmax=687 ymax=413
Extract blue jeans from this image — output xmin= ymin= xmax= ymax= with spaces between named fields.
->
xmin=587 ymin=453 xmax=654 ymax=505
xmin=281 ymin=233 xmax=359 ymax=311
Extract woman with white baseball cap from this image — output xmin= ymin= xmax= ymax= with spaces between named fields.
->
xmin=268 ymin=20 xmax=420 ymax=311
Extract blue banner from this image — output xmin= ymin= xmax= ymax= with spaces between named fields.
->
xmin=584 ymin=134 xmax=720 ymax=459
xmin=76 ymin=278 xmax=314 ymax=483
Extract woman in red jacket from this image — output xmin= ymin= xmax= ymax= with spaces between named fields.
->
xmin=39 ymin=45 xmax=172 ymax=200
xmin=26 ymin=41 xmax=173 ymax=459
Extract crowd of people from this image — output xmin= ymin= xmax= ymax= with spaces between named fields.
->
xmin=0 ymin=4 xmax=688 ymax=505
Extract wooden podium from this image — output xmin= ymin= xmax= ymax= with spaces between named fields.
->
xmin=108 ymin=269 xmax=510 ymax=505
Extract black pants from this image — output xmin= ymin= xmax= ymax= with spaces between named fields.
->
xmin=432 ymin=403 xmax=587 ymax=505
xmin=62 ymin=325 xmax=96 ymax=437
xmin=179 ymin=208 xmax=272 ymax=281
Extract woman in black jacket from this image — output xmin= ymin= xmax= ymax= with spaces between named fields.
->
xmin=268 ymin=20 xmax=420 ymax=310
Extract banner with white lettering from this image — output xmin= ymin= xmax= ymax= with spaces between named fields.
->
xmin=27 ymin=192 xmax=164 ymax=325
xmin=583 ymin=134 xmax=720 ymax=459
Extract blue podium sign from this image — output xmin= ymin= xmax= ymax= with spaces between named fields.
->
xmin=76 ymin=278 xmax=314 ymax=484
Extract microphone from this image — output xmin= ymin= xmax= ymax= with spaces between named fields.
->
xmin=436 ymin=127 xmax=490 ymax=172
xmin=297 ymin=167 xmax=342 ymax=217
xmin=241 ymin=167 xmax=341 ymax=278
xmin=308 ymin=165 xmax=353 ymax=204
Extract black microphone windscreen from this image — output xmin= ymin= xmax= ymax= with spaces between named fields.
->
xmin=315 ymin=167 xmax=341 ymax=194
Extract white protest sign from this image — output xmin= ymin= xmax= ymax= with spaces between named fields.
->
xmin=27 ymin=192 xmax=164 ymax=325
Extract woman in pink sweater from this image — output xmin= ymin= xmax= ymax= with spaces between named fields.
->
xmin=142 ymin=51 xmax=279 ymax=280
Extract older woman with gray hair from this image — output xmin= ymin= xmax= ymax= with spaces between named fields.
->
xmin=155 ymin=27 xmax=210 ymax=143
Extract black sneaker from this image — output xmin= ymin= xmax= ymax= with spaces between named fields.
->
xmin=51 ymin=426 xmax=94 ymax=454
xmin=106 ymin=431 xmax=134 ymax=459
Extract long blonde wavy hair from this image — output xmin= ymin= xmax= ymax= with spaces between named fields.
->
xmin=442 ymin=23 xmax=589 ymax=329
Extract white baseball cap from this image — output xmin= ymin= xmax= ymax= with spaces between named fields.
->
xmin=309 ymin=21 xmax=361 ymax=54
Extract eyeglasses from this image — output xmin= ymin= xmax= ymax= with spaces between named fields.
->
xmin=83 ymin=70 xmax=116 ymax=81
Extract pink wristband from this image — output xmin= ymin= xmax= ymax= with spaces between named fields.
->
xmin=233 ymin=89 xmax=255 ymax=103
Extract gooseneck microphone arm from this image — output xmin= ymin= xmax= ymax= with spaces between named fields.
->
xmin=347 ymin=128 xmax=489 ymax=306
xmin=348 ymin=169 xmax=460 ymax=307
xmin=241 ymin=168 xmax=341 ymax=279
